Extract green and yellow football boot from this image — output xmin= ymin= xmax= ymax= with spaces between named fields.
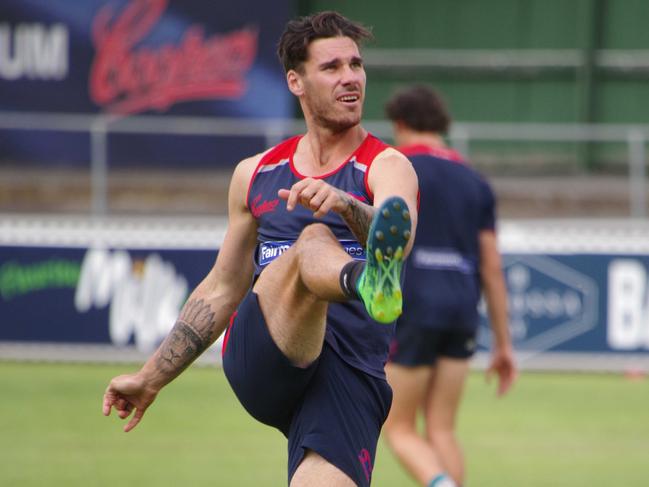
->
xmin=357 ymin=196 xmax=412 ymax=324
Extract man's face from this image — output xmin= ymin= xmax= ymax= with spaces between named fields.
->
xmin=293 ymin=36 xmax=366 ymax=133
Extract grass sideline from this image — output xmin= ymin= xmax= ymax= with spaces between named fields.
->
xmin=1 ymin=362 xmax=648 ymax=486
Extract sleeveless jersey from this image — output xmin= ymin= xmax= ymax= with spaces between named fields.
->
xmin=397 ymin=144 xmax=496 ymax=332
xmin=246 ymin=133 xmax=394 ymax=379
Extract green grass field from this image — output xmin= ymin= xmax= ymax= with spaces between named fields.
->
xmin=1 ymin=361 xmax=648 ymax=486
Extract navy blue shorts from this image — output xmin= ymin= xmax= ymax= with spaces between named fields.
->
xmin=389 ymin=322 xmax=477 ymax=366
xmin=222 ymin=291 xmax=393 ymax=486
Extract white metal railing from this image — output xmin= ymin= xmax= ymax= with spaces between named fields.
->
xmin=0 ymin=111 xmax=647 ymax=217
xmin=363 ymin=48 xmax=649 ymax=72
xmin=4 ymin=212 xmax=649 ymax=254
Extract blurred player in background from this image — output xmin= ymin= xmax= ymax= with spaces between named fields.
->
xmin=102 ymin=12 xmax=418 ymax=487
xmin=381 ymin=85 xmax=517 ymax=487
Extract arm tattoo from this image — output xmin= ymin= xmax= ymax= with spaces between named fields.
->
xmin=338 ymin=191 xmax=375 ymax=246
xmin=155 ymin=298 xmax=218 ymax=376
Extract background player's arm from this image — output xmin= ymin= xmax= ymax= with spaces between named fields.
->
xmin=479 ymin=229 xmax=517 ymax=395
xmin=103 ymin=156 xmax=260 ymax=431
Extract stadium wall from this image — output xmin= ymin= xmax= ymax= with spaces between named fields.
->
xmin=2 ymin=0 xmax=648 ymax=175
xmin=1 ymin=214 xmax=649 ymax=373
xmin=303 ymin=0 xmax=649 ymax=127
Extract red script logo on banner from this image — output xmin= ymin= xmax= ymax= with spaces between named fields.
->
xmin=89 ymin=0 xmax=258 ymax=114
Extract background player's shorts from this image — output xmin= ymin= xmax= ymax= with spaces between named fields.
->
xmin=389 ymin=322 xmax=477 ymax=366
xmin=222 ymin=291 xmax=393 ymax=486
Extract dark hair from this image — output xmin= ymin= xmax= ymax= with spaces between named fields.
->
xmin=277 ymin=11 xmax=373 ymax=73
xmin=385 ymin=84 xmax=451 ymax=134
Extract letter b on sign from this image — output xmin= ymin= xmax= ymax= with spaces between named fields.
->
xmin=607 ymin=259 xmax=649 ymax=350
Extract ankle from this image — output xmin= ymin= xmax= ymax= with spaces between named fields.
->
xmin=339 ymin=260 xmax=365 ymax=300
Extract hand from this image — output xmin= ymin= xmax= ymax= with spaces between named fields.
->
xmin=278 ymin=178 xmax=350 ymax=218
xmin=485 ymin=346 xmax=517 ymax=397
xmin=103 ymin=373 xmax=158 ymax=432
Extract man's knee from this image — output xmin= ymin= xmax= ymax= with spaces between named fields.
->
xmin=259 ymin=225 xmax=334 ymax=279
xmin=298 ymin=223 xmax=335 ymax=241
xmin=294 ymin=223 xmax=337 ymax=254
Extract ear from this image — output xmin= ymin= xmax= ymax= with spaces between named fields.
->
xmin=287 ymin=70 xmax=304 ymax=96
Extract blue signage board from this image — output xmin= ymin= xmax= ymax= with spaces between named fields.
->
xmin=478 ymin=254 xmax=649 ymax=354
xmin=0 ymin=0 xmax=292 ymax=116
xmin=2 ymin=246 xmax=649 ymax=357
xmin=0 ymin=246 xmax=216 ymax=352
xmin=0 ymin=0 xmax=294 ymax=167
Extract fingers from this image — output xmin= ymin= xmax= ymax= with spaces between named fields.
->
xmin=103 ymin=373 xmax=152 ymax=432
xmin=103 ymin=389 xmax=132 ymax=417
xmin=310 ymin=189 xmax=335 ymax=218
xmin=497 ymin=375 xmax=510 ymax=396
xmin=116 ymin=399 xmax=133 ymax=419
xmin=279 ymin=179 xmax=340 ymax=216
xmin=102 ymin=392 xmax=114 ymax=416
xmin=485 ymin=362 xmax=510 ymax=396
xmin=123 ymin=407 xmax=146 ymax=433
xmin=279 ymin=180 xmax=310 ymax=211
xmin=103 ymin=382 xmax=122 ymax=416
xmin=498 ymin=374 xmax=514 ymax=396
xmin=500 ymin=365 xmax=518 ymax=396
xmin=489 ymin=361 xmax=517 ymax=397
xmin=104 ymin=391 xmax=144 ymax=432
xmin=293 ymin=180 xmax=318 ymax=211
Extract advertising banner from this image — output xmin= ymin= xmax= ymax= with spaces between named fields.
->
xmin=2 ymin=246 xmax=649 ymax=359
xmin=478 ymin=253 xmax=649 ymax=354
xmin=0 ymin=0 xmax=291 ymax=116
xmin=0 ymin=245 xmax=215 ymax=352
xmin=0 ymin=0 xmax=294 ymax=166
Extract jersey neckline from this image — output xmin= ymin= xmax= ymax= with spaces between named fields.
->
xmin=289 ymin=133 xmax=373 ymax=180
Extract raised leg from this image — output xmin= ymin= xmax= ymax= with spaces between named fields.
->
xmin=290 ymin=451 xmax=356 ymax=487
xmin=253 ymin=223 xmax=351 ymax=367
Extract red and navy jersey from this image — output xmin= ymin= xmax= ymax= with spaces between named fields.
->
xmin=246 ymin=133 xmax=394 ymax=378
xmin=397 ymin=144 xmax=496 ymax=332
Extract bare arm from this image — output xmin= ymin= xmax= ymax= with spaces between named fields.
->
xmin=480 ymin=229 xmax=517 ymax=395
xmin=366 ymin=148 xmax=419 ymax=255
xmin=336 ymin=191 xmax=374 ymax=245
xmin=144 ymin=158 xmax=258 ymax=385
xmin=103 ymin=155 xmax=260 ymax=430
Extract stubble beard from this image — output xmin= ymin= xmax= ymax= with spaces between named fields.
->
xmin=306 ymin=91 xmax=362 ymax=134
xmin=315 ymin=110 xmax=361 ymax=134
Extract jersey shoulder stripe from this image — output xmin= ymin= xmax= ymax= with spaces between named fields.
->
xmin=245 ymin=136 xmax=301 ymax=208
xmin=259 ymin=135 xmax=301 ymax=165
xmin=356 ymin=133 xmax=391 ymax=164
xmin=355 ymin=134 xmax=390 ymax=201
